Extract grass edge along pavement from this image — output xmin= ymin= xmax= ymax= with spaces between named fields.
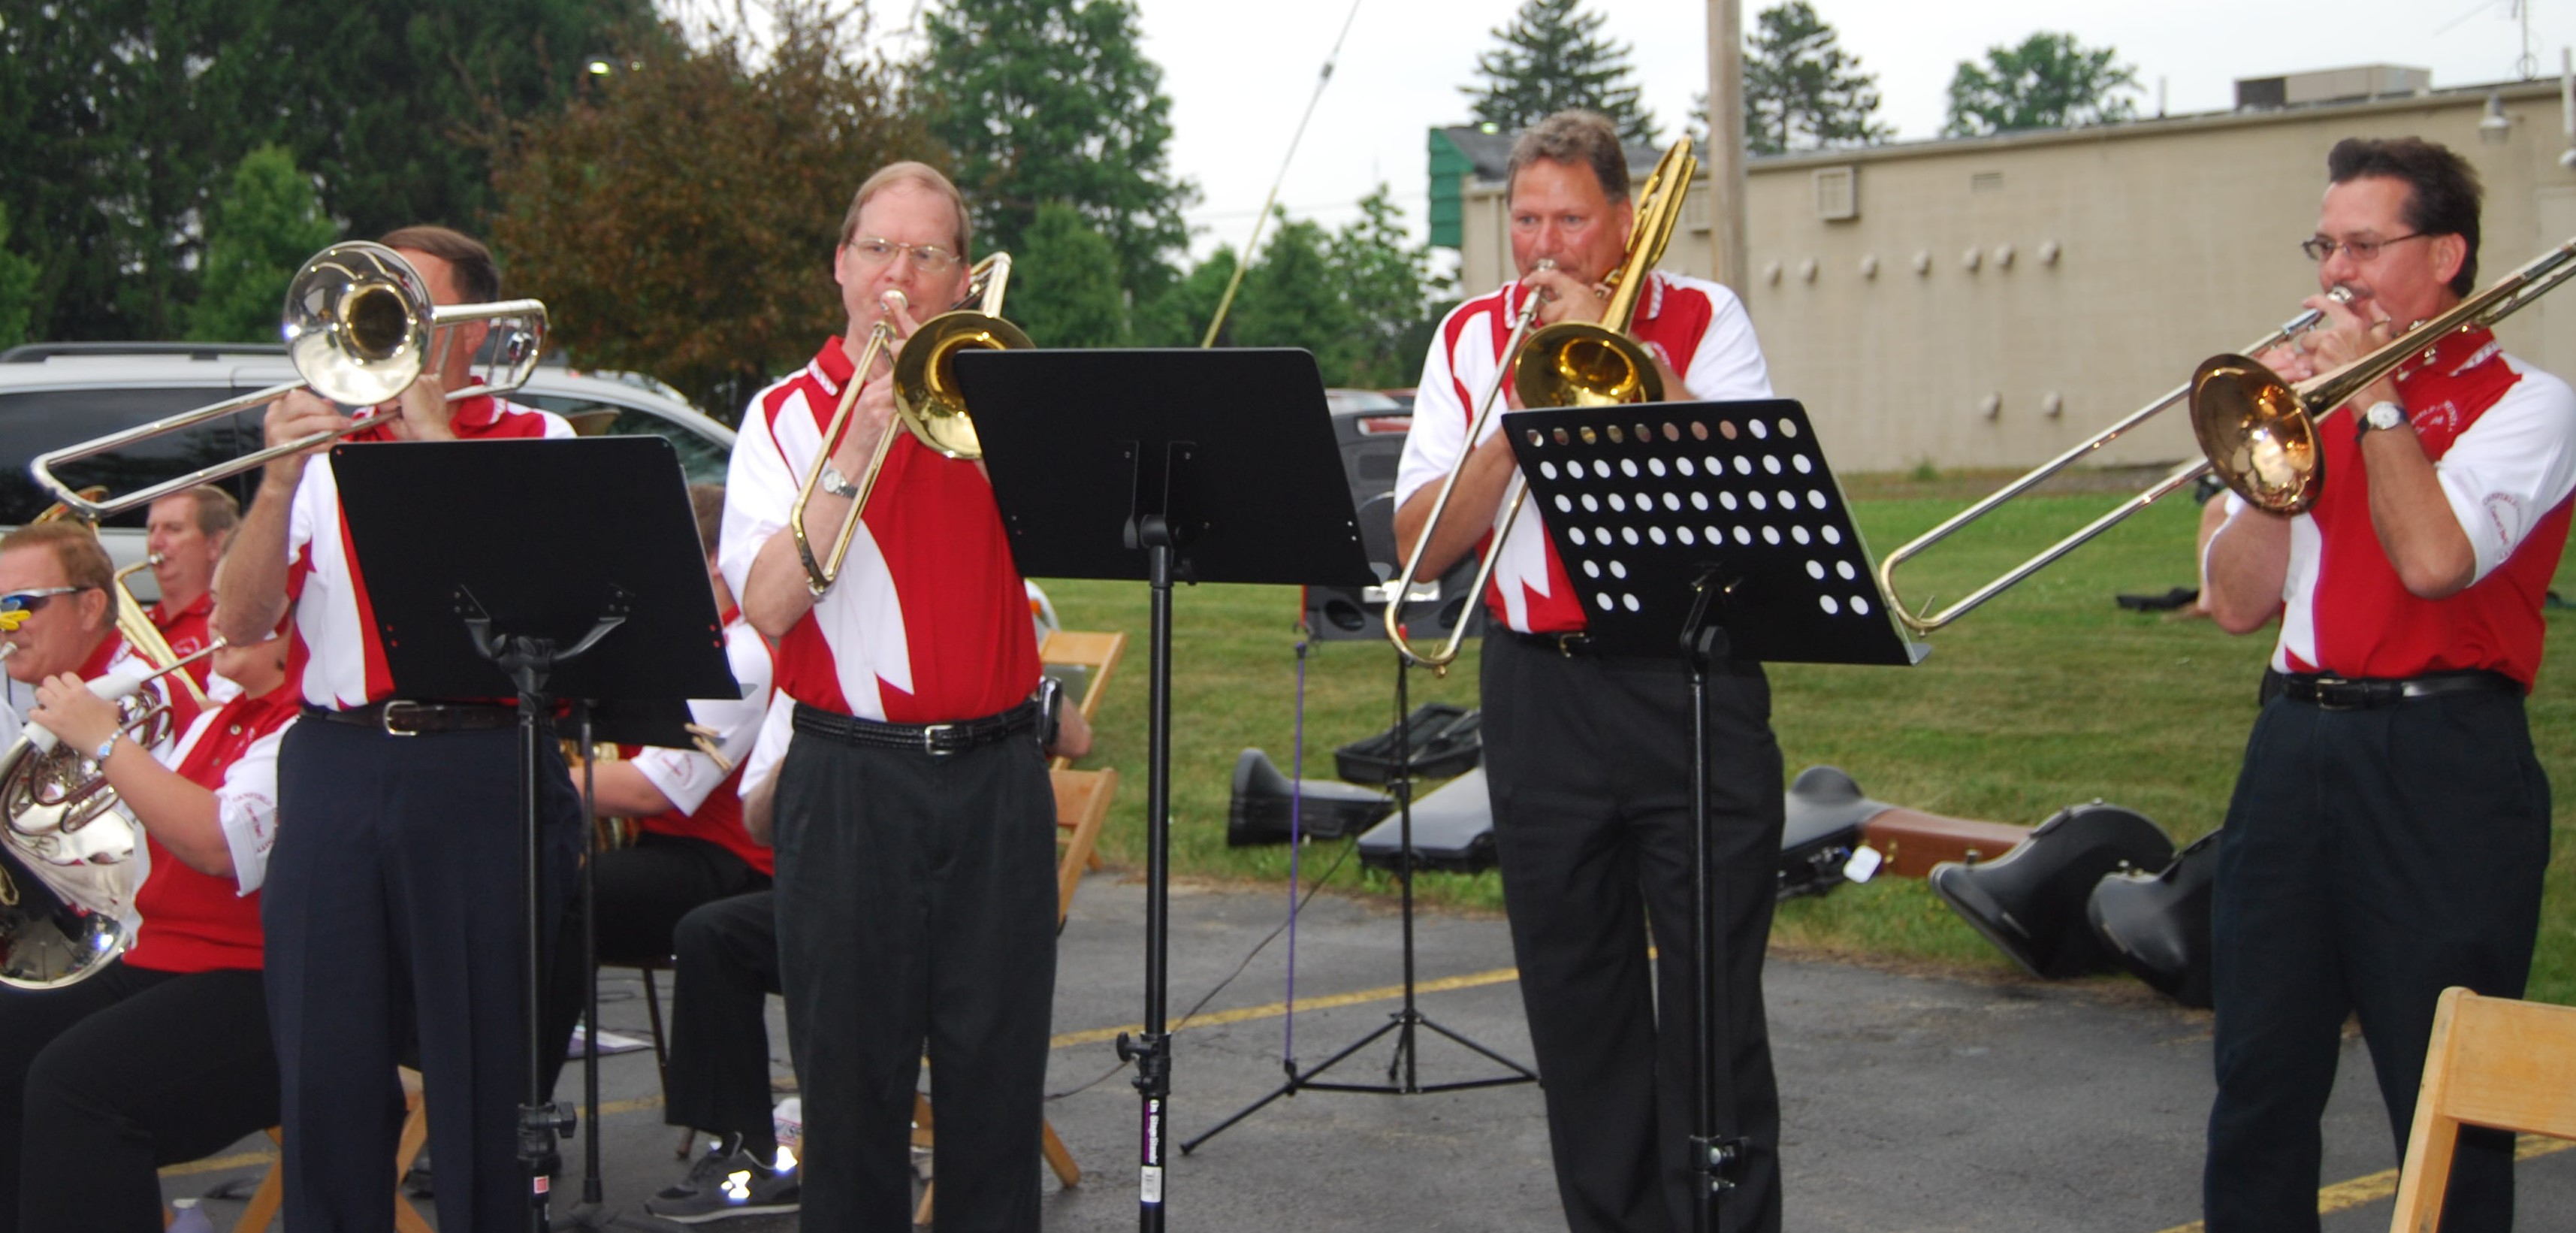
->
xmin=1033 ymin=476 xmax=2576 ymax=1008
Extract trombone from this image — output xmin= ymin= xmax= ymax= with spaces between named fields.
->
xmin=29 ymin=242 xmax=548 ymax=521
xmin=1878 ymin=232 xmax=2576 ymax=636
xmin=1382 ymin=140 xmax=1699 ymax=672
xmin=792 ymin=253 xmax=1029 ymax=594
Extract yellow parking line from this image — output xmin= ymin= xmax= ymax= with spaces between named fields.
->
xmin=2145 ymin=1135 xmax=2575 ymax=1233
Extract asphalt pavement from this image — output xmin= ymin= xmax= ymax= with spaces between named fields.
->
xmin=157 ymin=872 xmax=2576 ymax=1231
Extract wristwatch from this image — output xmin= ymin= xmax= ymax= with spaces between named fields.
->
xmin=2356 ymin=400 xmax=2411 ymax=440
xmin=819 ymin=464 xmax=859 ymax=497
xmin=91 ymin=735 xmax=117 ymax=764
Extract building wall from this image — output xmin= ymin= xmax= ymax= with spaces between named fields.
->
xmin=1454 ymin=83 xmax=2575 ymax=473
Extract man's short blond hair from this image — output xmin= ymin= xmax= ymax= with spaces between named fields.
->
xmin=838 ymin=162 xmax=973 ymax=257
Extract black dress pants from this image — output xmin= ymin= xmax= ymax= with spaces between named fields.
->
xmin=266 ymin=718 xmax=583 ymax=1233
xmin=2204 ymin=689 xmax=2550 ymax=1233
xmin=664 ymin=890 xmax=783 ymax=1142
xmin=539 ymin=833 xmax=769 ymax=1100
xmin=0 ymin=962 xmax=277 ymax=1233
xmin=1481 ymin=631 xmax=1786 ymax=1233
xmin=775 ymin=719 xmax=1057 ymax=1232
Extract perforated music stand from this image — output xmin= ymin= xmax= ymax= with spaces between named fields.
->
xmin=953 ymin=346 xmax=1375 ymax=1232
xmin=1501 ymin=397 xmax=1919 ymax=1233
xmin=333 ymin=436 xmax=735 ymax=1233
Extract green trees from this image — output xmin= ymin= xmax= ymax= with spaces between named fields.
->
xmin=1742 ymin=2 xmax=1889 ymax=155
xmin=1463 ymin=0 xmax=1658 ymax=144
xmin=487 ymin=6 xmax=932 ymax=420
xmin=0 ymin=206 xmax=35 ymax=352
xmin=918 ymin=0 xmax=1194 ymax=332
xmin=1943 ymin=32 xmax=2141 ymax=138
xmin=188 ymin=146 xmax=340 ymax=344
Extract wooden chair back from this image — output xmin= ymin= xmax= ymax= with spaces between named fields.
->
xmin=2387 ymin=987 xmax=2576 ymax=1232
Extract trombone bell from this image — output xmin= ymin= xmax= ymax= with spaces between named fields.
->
xmin=2190 ymin=356 xmax=2323 ymax=515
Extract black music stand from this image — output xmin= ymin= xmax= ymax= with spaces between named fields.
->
xmin=953 ymin=346 xmax=1375 ymax=1232
xmin=1502 ymin=398 xmax=1918 ymax=1233
xmin=333 ymin=437 xmax=737 ymax=1233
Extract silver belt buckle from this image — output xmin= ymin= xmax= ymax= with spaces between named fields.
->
xmin=920 ymin=723 xmax=956 ymax=756
xmin=382 ymin=701 xmax=426 ymax=736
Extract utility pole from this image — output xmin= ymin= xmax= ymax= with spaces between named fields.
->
xmin=1706 ymin=0 xmax=1746 ymax=293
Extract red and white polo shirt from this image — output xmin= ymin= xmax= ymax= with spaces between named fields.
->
xmin=629 ymin=609 xmax=776 ymax=875
xmin=1395 ymin=270 xmax=1774 ymax=633
xmin=125 ymin=687 xmax=296 ymax=973
xmin=281 ymin=392 xmax=572 ymax=709
xmin=2245 ymin=328 xmax=2576 ymax=688
xmin=718 ymin=339 xmax=1040 ymax=724
xmin=149 ymin=591 xmax=216 ymax=691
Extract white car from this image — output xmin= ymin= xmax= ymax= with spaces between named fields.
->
xmin=0 ymin=342 xmax=737 ymax=599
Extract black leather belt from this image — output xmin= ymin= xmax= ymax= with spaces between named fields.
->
xmin=2277 ymin=669 xmax=2522 ymax=711
xmin=793 ymin=700 xmax=1039 ymax=757
xmin=1510 ymin=629 xmax=1596 ymax=657
xmin=309 ymin=701 xmax=521 ymax=736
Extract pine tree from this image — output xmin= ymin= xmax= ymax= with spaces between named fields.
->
xmin=1463 ymin=0 xmax=1657 ymax=145
xmin=1742 ymin=2 xmax=1889 ymax=155
xmin=188 ymin=146 xmax=340 ymax=344
xmin=1009 ymin=203 xmax=1128 ymax=349
xmin=920 ymin=0 xmax=1196 ymax=304
xmin=0 ymin=205 xmax=36 ymax=350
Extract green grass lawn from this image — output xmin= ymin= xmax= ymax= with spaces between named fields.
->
xmin=1036 ymin=473 xmax=2576 ymax=1004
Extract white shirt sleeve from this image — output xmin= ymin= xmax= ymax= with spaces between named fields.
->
xmin=2433 ymin=361 xmax=2576 ymax=584
xmin=216 ymin=719 xmax=288 ymax=895
xmin=1394 ymin=305 xmax=1480 ymax=511
xmin=1678 ymin=281 xmax=1774 ymax=402
xmin=720 ymin=392 xmax=798 ymax=601
xmin=737 ymin=690 xmax=796 ymax=802
xmin=632 ymin=624 xmax=774 ymax=816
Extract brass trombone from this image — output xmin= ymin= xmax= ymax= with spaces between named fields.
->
xmin=29 ymin=242 xmax=548 ymax=521
xmin=792 ymin=253 xmax=1028 ymax=594
xmin=1382 ymin=140 xmax=1698 ymax=672
xmin=1877 ymin=233 xmax=2576 ymax=636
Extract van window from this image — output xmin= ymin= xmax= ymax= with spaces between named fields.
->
xmin=0 ymin=388 xmax=259 ymax=525
xmin=517 ymin=395 xmax=732 ymax=484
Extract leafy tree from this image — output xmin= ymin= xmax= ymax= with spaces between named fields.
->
xmin=1131 ymin=249 xmax=1238 ymax=349
xmin=0 ymin=204 xmax=35 ymax=351
xmin=188 ymin=146 xmax=340 ymax=344
xmin=1463 ymin=0 xmax=1657 ymax=145
xmin=1331 ymin=186 xmax=1448 ymax=388
xmin=488 ymin=5 xmax=935 ymax=420
xmin=1943 ymin=32 xmax=2140 ymax=138
xmin=1231 ymin=213 xmax=1358 ymax=380
xmin=919 ymin=0 xmax=1195 ymax=304
xmin=1010 ymin=203 xmax=1127 ymax=348
xmin=1742 ymin=2 xmax=1889 ymax=154
xmin=0 ymin=0 xmax=652 ymax=343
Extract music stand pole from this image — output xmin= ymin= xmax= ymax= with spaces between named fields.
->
xmin=1678 ymin=576 xmax=1740 ymax=1233
xmin=1114 ymin=526 xmax=1179 ymax=1233
xmin=1180 ymin=648 xmax=1535 ymax=1153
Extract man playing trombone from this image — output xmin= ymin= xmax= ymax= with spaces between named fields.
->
xmin=2198 ymin=138 xmax=2576 ymax=1233
xmin=1393 ymin=110 xmax=1783 ymax=1233
xmin=719 ymin=162 xmax=1083 ymax=1230
xmin=216 ymin=225 xmax=583 ymax=1233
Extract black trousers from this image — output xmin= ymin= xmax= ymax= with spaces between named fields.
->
xmin=664 ymin=890 xmax=783 ymax=1143
xmin=2204 ymin=689 xmax=2550 ymax=1233
xmin=0 ymin=962 xmax=276 ymax=1233
xmin=539 ymin=833 xmax=769 ymax=1101
xmin=775 ymin=721 xmax=1057 ymax=1232
xmin=1481 ymin=631 xmax=1786 ymax=1233
xmin=266 ymin=718 xmax=583 ymax=1233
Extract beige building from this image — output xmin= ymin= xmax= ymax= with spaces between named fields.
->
xmin=1441 ymin=74 xmax=2576 ymax=474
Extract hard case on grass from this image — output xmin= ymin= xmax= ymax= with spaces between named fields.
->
xmin=1333 ymin=703 xmax=1481 ymax=786
xmin=1226 ymin=748 xmax=1394 ymax=847
xmin=1928 ymin=802 xmax=2175 ymax=979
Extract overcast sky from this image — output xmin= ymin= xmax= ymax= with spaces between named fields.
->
xmin=1103 ymin=0 xmax=2576 ymax=260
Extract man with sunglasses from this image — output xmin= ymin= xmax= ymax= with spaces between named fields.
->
xmin=719 ymin=161 xmax=1080 ymax=1229
xmin=0 ymin=522 xmax=198 ymax=742
xmin=2198 ymin=138 xmax=2576 ymax=1232
xmin=215 ymin=225 xmax=582 ymax=1233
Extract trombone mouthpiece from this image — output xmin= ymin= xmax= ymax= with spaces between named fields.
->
xmin=144 ymin=552 xmax=165 ymax=567
xmin=2327 ymin=285 xmax=2357 ymax=305
xmin=880 ymin=289 xmax=909 ymax=314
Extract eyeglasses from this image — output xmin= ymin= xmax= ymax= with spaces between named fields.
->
xmin=847 ymin=237 xmax=962 ymax=275
xmin=2301 ymin=232 xmax=2429 ymax=263
xmin=0 ymin=586 xmax=91 ymax=614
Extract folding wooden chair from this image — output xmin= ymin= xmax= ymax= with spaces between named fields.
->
xmin=1040 ymin=629 xmax=1125 ymax=873
xmin=2387 ymin=987 xmax=2576 ymax=1232
xmin=233 ymin=1068 xmax=433 ymax=1233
